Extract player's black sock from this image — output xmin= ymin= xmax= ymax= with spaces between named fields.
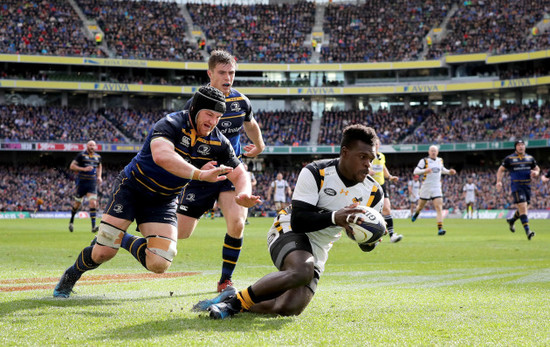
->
xmin=413 ymin=212 xmax=419 ymax=219
xmin=70 ymin=206 xmax=78 ymax=223
xmin=384 ymin=215 xmax=394 ymax=236
xmin=519 ymin=214 xmax=530 ymax=232
xmin=67 ymin=246 xmax=100 ymax=280
xmin=437 ymin=222 xmax=443 ymax=230
xmin=219 ymin=234 xmax=242 ymax=283
xmin=121 ymin=232 xmax=148 ymax=269
xmin=90 ymin=208 xmax=97 ymax=228
xmin=511 ymin=210 xmax=520 ymax=222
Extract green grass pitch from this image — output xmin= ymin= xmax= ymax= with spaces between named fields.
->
xmin=1 ymin=217 xmax=548 ymax=346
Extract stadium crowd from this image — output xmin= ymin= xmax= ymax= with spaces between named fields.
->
xmin=427 ymin=0 xmax=547 ymax=59
xmin=75 ymin=0 xmax=202 ymax=61
xmin=0 ymin=0 xmax=103 ymax=57
xmin=187 ymin=1 xmax=315 ymax=63
xmin=1 ymin=103 xmax=549 ymax=146
xmin=321 ymin=0 xmax=453 ymax=63
xmin=1 ymin=0 xmax=549 ymax=63
xmin=2 ymin=163 xmax=548 ymax=214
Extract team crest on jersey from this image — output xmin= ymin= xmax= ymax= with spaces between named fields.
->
xmin=221 ymin=120 xmax=232 ymax=128
xmin=180 ymin=136 xmax=191 ymax=147
xmin=197 ymin=144 xmax=211 ymax=155
xmin=324 ymin=188 xmax=337 ymax=196
xmin=186 ymin=193 xmax=196 ymax=202
xmin=230 ymin=102 xmax=241 ymax=112
xmin=113 ymin=204 xmax=123 ymax=213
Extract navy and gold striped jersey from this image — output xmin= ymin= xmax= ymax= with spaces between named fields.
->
xmin=73 ymin=151 xmax=101 ymax=182
xmin=185 ymin=87 xmax=253 ymax=157
xmin=501 ymin=152 xmax=537 ymax=188
xmin=123 ymin=110 xmax=240 ymax=198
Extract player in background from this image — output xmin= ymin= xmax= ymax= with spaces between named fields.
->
xmin=177 ymin=50 xmax=265 ymax=292
xmin=244 ymin=162 xmax=257 ymax=225
xmin=68 ymin=140 xmax=102 ymax=233
xmin=411 ymin=145 xmax=456 ymax=235
xmin=53 ymin=86 xmax=261 ymax=298
xmin=462 ymin=175 xmax=478 ymax=219
xmin=193 ymin=124 xmax=383 ymax=319
xmin=408 ymin=175 xmax=420 ymax=216
xmin=369 ymin=139 xmax=402 ymax=243
xmin=496 ymin=140 xmax=539 ymax=240
xmin=266 ymin=172 xmax=292 ymax=212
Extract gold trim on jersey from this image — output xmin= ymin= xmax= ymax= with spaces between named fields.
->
xmin=136 ymin=163 xmax=186 ymax=191
xmin=319 ymin=168 xmax=325 ymax=189
xmin=107 ymin=176 xmax=127 ymax=212
xmin=225 ymin=96 xmax=244 ymax=102
xmin=131 ymin=171 xmax=173 ymax=196
xmin=423 ymin=158 xmax=429 ymax=181
xmin=221 ymin=112 xmax=246 ymax=119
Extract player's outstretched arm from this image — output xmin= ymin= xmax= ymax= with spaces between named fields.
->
xmin=242 ymin=119 xmax=265 ymax=157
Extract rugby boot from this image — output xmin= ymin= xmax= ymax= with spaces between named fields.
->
xmin=192 ymin=286 xmax=238 ymax=312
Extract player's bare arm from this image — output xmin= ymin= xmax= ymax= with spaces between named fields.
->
xmin=383 ymin=165 xmax=398 ymax=182
xmin=495 ymin=165 xmax=506 ymax=191
xmin=97 ymin=163 xmax=103 ymax=184
xmin=70 ymin=160 xmax=93 ymax=172
xmin=151 ymin=137 xmax=232 ymax=182
xmin=242 ymin=119 xmax=265 ymax=157
xmin=530 ymin=165 xmax=540 ymax=179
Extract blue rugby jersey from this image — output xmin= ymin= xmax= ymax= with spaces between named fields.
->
xmin=73 ymin=151 xmax=101 ymax=183
xmin=501 ymin=152 xmax=537 ymax=188
xmin=123 ymin=110 xmax=240 ymax=198
xmin=185 ymin=87 xmax=253 ymax=158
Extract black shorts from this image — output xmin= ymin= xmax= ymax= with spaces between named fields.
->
xmin=104 ymin=172 xmax=177 ymax=226
xmin=381 ymin=182 xmax=389 ymax=198
xmin=511 ymin=185 xmax=531 ymax=205
xmin=75 ymin=179 xmax=97 ymax=198
xmin=176 ymin=179 xmax=235 ymax=218
xmin=269 ymin=232 xmax=319 ymax=293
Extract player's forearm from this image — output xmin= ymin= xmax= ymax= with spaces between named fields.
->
xmin=290 ymin=200 xmax=333 ymax=233
xmin=230 ymin=170 xmax=252 ymax=196
xmin=244 ymin=121 xmax=265 ymax=152
xmin=413 ymin=167 xmax=425 ymax=175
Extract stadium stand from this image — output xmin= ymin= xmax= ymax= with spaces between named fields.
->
xmin=0 ymin=0 xmax=103 ymax=57
xmin=75 ymin=0 xmax=202 ymax=61
xmin=187 ymin=1 xmax=315 ymax=63
xmin=427 ymin=0 xmax=547 ymax=58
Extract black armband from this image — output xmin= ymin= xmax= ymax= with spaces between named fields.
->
xmin=290 ymin=200 xmax=334 ymax=233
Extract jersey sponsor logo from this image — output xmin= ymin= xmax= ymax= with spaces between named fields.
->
xmin=220 ymin=120 xmax=232 ymax=128
xmin=113 ymin=204 xmax=123 ymax=213
xmin=230 ymin=102 xmax=241 ymax=112
xmin=186 ymin=193 xmax=196 ymax=202
xmin=431 ymin=167 xmax=440 ymax=173
xmin=352 ymin=197 xmax=363 ymax=204
xmin=197 ymin=144 xmax=211 ymax=155
xmin=223 ymin=127 xmax=241 ymax=134
xmin=179 ymin=205 xmax=188 ymax=211
xmin=180 ymin=136 xmax=191 ymax=147
xmin=324 ymin=188 xmax=337 ymax=196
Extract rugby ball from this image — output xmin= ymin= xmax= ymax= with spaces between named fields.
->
xmin=347 ymin=206 xmax=386 ymax=244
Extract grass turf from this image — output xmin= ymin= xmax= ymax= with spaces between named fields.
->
xmin=0 ymin=217 xmax=548 ymax=346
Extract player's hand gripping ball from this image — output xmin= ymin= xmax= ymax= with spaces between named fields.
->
xmin=346 ymin=206 xmax=386 ymax=244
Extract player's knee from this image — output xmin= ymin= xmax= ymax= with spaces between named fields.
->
xmin=145 ymin=254 xmax=171 ymax=274
xmin=145 ymin=235 xmax=177 ymax=273
xmin=287 ymin=268 xmax=314 ymax=287
xmin=91 ymin=244 xmax=117 ymax=263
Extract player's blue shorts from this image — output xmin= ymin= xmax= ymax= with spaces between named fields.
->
xmin=176 ymin=179 xmax=235 ymax=218
xmin=511 ymin=185 xmax=531 ymax=204
xmin=104 ymin=172 xmax=177 ymax=226
xmin=75 ymin=179 xmax=97 ymax=198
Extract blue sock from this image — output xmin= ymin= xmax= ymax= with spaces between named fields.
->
xmin=220 ymin=234 xmax=243 ymax=283
xmin=121 ymin=232 xmax=148 ymax=269
xmin=90 ymin=208 xmax=97 ymax=228
xmin=67 ymin=246 xmax=100 ymax=281
xmin=519 ymin=214 xmax=530 ymax=232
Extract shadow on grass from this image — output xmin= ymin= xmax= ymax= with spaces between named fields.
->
xmin=95 ymin=314 xmax=293 ymax=341
xmin=0 ymin=292 xmax=198 ymax=317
